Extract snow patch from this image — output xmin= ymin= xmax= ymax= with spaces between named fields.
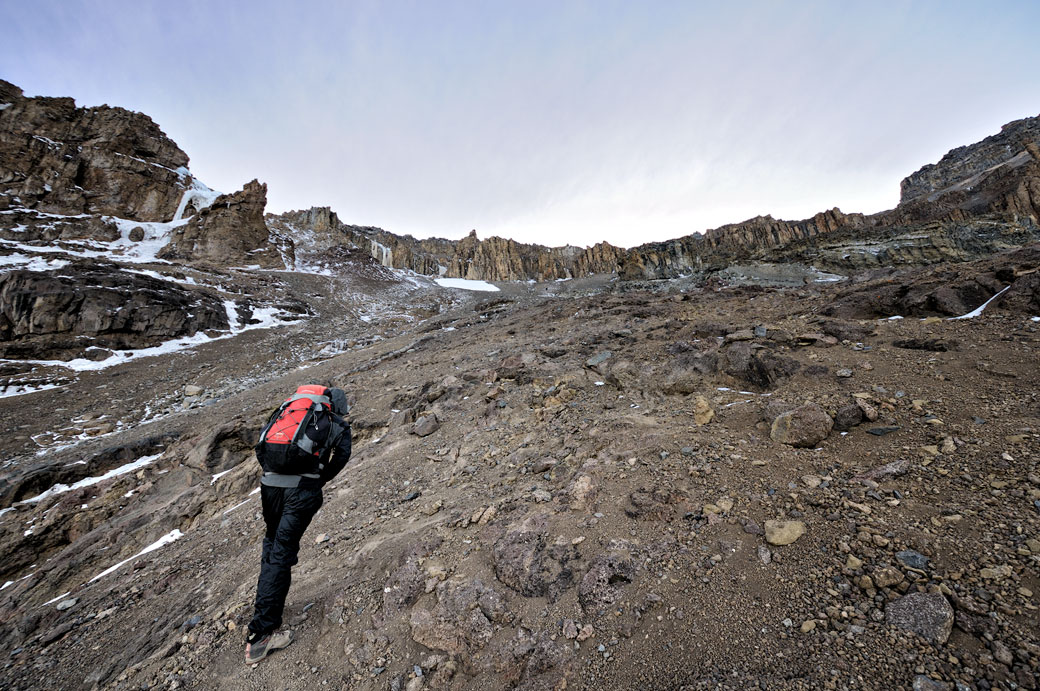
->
xmin=19 ymin=453 xmax=164 ymax=504
xmin=0 ymin=382 xmax=64 ymax=399
xmin=948 ymin=286 xmax=1010 ymax=320
xmin=0 ymin=252 xmax=70 ymax=273
xmin=0 ymin=301 xmax=297 ymax=373
xmin=88 ymin=529 xmax=184 ymax=583
xmin=434 ymin=277 xmax=501 ymax=292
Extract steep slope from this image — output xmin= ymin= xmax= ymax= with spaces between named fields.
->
xmin=0 ymin=255 xmax=1037 ymax=690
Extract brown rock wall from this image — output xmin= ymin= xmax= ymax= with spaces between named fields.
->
xmin=0 ymin=80 xmax=190 ymax=221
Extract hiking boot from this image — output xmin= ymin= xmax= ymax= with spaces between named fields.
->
xmin=244 ymin=629 xmax=293 ymax=664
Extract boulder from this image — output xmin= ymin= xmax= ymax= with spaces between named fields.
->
xmin=770 ymin=404 xmax=834 ymax=447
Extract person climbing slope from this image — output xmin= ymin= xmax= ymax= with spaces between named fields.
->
xmin=245 ymin=383 xmax=351 ymax=664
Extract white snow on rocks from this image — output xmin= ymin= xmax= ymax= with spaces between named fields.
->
xmin=88 ymin=529 xmax=184 ymax=583
xmin=0 ymin=301 xmax=297 ymax=374
xmin=434 ymin=277 xmax=501 ymax=292
xmin=18 ymin=453 xmax=164 ymax=505
xmin=172 ymin=177 xmax=221 ymax=221
xmin=948 ymin=286 xmax=1011 ymax=320
xmin=0 ymin=252 xmax=70 ymax=274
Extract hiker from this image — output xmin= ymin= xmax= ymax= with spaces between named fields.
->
xmin=245 ymin=384 xmax=351 ymax=664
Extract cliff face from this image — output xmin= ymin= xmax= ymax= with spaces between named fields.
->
xmin=0 ymin=80 xmax=191 ymax=221
xmin=275 ymin=113 xmax=1039 ymax=282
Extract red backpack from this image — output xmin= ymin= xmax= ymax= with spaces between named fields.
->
xmin=255 ymin=385 xmax=334 ymax=475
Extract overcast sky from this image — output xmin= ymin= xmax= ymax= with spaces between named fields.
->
xmin=3 ymin=1 xmax=1039 ymax=248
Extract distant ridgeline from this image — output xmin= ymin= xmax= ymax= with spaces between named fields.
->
xmin=2 ymin=77 xmax=1038 ymax=283
xmin=272 ymin=115 xmax=1040 ymax=282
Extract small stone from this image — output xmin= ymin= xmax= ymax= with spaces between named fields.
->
xmin=412 ymin=415 xmax=440 ymax=437
xmin=845 ymin=555 xmax=863 ymax=570
xmin=693 ymin=396 xmax=715 ymax=426
xmin=867 ymin=426 xmax=900 ymax=436
xmin=992 ymin=640 xmax=1014 ymax=665
xmin=757 ymin=545 xmax=772 ymax=564
xmin=874 ymin=566 xmax=904 ymax=588
xmin=800 ymin=620 xmax=816 ymax=633
xmin=979 ymin=565 xmax=1012 ymax=581
xmin=56 ymin=598 xmax=77 ymax=611
xmin=532 ymin=489 xmax=552 ymax=503
xmin=585 ymin=351 xmax=612 ymax=369
xmin=836 ymin=368 xmax=854 ymax=378
xmin=183 ymin=385 xmax=203 ymax=397
xmin=562 ymin=619 xmax=578 ymax=639
xmin=801 ymin=474 xmax=823 ymax=489
xmin=315 ymin=533 xmax=329 ymax=544
xmin=764 ymin=520 xmax=806 ymax=546
xmin=576 ymin=624 xmax=595 ymax=642
xmin=913 ymin=676 xmax=950 ymax=691
xmin=770 ymin=404 xmax=834 ymax=448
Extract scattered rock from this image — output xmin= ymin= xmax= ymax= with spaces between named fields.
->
xmin=412 ymin=415 xmax=440 ymax=437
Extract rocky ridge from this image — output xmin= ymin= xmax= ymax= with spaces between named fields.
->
xmin=268 ymin=116 xmax=1040 ymax=283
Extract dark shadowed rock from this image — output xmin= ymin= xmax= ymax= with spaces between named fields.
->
xmin=0 ymin=266 xmax=228 ymax=360
xmin=833 ymin=402 xmax=865 ymax=431
xmin=886 ymin=592 xmax=954 ymax=645
xmin=723 ymin=342 xmax=801 ymax=390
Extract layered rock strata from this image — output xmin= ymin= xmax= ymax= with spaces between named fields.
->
xmin=270 ymin=114 xmax=1040 ymax=282
xmin=0 ymin=266 xmax=229 ymax=360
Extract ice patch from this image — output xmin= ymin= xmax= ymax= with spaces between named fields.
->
xmin=948 ymin=286 xmax=1010 ymax=320
xmin=19 ymin=453 xmax=164 ymax=504
xmin=210 ymin=469 xmax=233 ymax=484
xmin=88 ymin=529 xmax=184 ymax=582
xmin=0 ymin=103 xmax=12 ymax=110
xmin=172 ymin=177 xmax=221 ymax=221
xmin=1032 ymin=316 xmax=1040 ymax=322
xmin=434 ymin=277 xmax=501 ymax=292
xmin=883 ymin=316 xmax=904 ymax=321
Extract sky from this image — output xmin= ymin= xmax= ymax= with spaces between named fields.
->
xmin=2 ymin=1 xmax=1039 ymax=248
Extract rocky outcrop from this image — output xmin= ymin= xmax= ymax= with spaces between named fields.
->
xmin=900 ymin=115 xmax=1040 ymax=203
xmin=0 ymin=80 xmax=191 ymax=221
xmin=158 ymin=180 xmax=283 ymax=268
xmin=0 ymin=265 xmax=229 ymax=360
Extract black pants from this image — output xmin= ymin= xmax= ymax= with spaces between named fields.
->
xmin=248 ymin=485 xmax=323 ymax=636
